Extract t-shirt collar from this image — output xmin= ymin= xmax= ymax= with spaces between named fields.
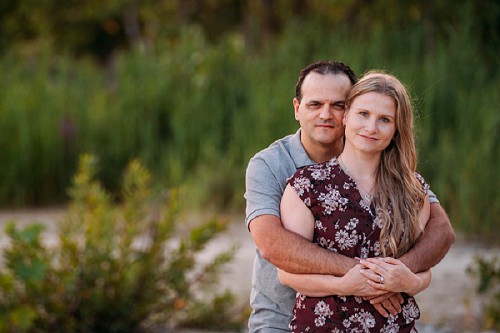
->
xmin=290 ymin=128 xmax=316 ymax=169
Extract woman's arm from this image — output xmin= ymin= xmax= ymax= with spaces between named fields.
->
xmin=278 ymin=264 xmax=387 ymax=297
xmin=278 ymin=184 xmax=384 ymax=297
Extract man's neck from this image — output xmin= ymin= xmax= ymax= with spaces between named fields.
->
xmin=305 ymin=141 xmax=344 ymax=164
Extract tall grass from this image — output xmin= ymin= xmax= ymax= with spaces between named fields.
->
xmin=0 ymin=17 xmax=498 ymax=238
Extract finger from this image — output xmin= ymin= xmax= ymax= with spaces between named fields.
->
xmin=365 ymin=257 xmax=392 ymax=271
xmin=369 ymin=292 xmax=396 ymax=304
xmin=379 ymin=257 xmax=402 ymax=265
xmin=380 ymin=298 xmax=398 ymax=316
xmin=359 ymin=259 xmax=385 ymax=275
xmin=360 ymin=268 xmax=382 ymax=283
xmin=396 ymin=292 xmax=404 ymax=304
xmin=366 ymin=279 xmax=388 ymax=291
xmin=372 ymin=302 xmax=389 ymax=318
xmin=388 ymin=294 xmax=402 ymax=313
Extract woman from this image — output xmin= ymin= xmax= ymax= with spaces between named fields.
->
xmin=278 ymin=71 xmax=431 ymax=332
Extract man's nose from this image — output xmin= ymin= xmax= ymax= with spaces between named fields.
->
xmin=319 ymin=105 xmax=331 ymax=119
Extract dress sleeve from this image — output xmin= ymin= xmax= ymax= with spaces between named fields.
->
xmin=414 ymin=172 xmax=430 ymax=195
xmin=287 ymin=166 xmax=315 ymax=208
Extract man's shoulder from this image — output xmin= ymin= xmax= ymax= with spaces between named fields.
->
xmin=250 ymin=133 xmax=294 ymax=163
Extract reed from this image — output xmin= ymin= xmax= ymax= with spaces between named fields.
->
xmin=0 ymin=18 xmax=497 ymax=237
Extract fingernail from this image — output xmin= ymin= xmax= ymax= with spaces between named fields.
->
xmin=359 ymin=259 xmax=366 ymax=264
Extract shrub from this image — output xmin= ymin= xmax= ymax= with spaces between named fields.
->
xmin=467 ymin=255 xmax=500 ymax=331
xmin=0 ymin=154 xmax=242 ymax=332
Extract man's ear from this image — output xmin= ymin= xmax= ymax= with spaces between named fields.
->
xmin=293 ymin=98 xmax=300 ymax=120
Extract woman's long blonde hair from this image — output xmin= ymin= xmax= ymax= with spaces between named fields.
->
xmin=344 ymin=71 xmax=425 ymax=258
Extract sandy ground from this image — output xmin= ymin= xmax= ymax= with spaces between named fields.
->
xmin=0 ymin=209 xmax=498 ymax=333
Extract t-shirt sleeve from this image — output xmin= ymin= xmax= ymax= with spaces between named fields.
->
xmin=244 ymin=157 xmax=284 ymax=228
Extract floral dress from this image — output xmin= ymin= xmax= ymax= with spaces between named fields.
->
xmin=287 ymin=157 xmax=428 ymax=333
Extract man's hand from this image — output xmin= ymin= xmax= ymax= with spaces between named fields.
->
xmin=340 ymin=264 xmax=385 ymax=297
xmin=365 ymin=292 xmax=404 ymax=317
xmin=342 ymin=265 xmax=402 ymax=317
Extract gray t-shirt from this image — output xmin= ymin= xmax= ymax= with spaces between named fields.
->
xmin=244 ymin=129 xmax=438 ymax=332
xmin=245 ymin=129 xmax=314 ymax=332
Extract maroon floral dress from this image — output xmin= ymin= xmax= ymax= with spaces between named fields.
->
xmin=287 ymin=157 xmax=428 ymax=333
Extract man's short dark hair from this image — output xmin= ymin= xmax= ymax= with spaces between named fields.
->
xmin=295 ymin=61 xmax=357 ymax=102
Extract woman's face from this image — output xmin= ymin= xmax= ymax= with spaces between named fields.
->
xmin=343 ymin=91 xmax=397 ymax=155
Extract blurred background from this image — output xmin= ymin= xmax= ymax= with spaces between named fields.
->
xmin=0 ymin=0 xmax=499 ymax=331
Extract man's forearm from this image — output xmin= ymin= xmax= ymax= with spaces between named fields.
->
xmin=400 ymin=203 xmax=455 ymax=273
xmin=250 ymin=215 xmax=356 ymax=276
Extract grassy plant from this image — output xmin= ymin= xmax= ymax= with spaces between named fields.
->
xmin=0 ymin=154 xmax=242 ymax=332
xmin=0 ymin=12 xmax=498 ymax=238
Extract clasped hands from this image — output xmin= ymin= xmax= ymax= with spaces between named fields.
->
xmin=341 ymin=257 xmax=424 ymax=318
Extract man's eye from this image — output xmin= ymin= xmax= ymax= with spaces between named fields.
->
xmin=332 ymin=103 xmax=345 ymax=111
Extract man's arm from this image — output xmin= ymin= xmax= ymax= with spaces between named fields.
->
xmin=249 ymin=215 xmax=355 ymax=276
xmin=399 ymin=203 xmax=455 ymax=273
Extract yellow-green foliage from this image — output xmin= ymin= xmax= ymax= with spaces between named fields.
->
xmin=467 ymin=255 xmax=500 ymax=331
xmin=0 ymin=154 xmax=241 ymax=332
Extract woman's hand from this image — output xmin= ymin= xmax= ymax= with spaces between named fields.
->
xmin=359 ymin=257 xmax=430 ymax=295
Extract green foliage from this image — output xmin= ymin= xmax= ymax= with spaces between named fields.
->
xmin=0 ymin=2 xmax=498 ymax=238
xmin=0 ymin=154 xmax=241 ymax=332
xmin=467 ymin=255 xmax=500 ymax=330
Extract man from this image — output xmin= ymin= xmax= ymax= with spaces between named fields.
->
xmin=244 ymin=61 xmax=455 ymax=332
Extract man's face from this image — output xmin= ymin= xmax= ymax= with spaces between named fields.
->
xmin=293 ymin=72 xmax=352 ymax=151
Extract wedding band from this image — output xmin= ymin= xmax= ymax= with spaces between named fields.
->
xmin=379 ymin=275 xmax=384 ymax=283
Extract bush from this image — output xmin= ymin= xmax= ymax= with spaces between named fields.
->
xmin=0 ymin=154 xmax=242 ymax=332
xmin=467 ymin=255 xmax=500 ymax=331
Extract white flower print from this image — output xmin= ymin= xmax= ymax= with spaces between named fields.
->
xmin=372 ymin=240 xmax=381 ymax=257
xmin=314 ymin=316 xmax=326 ymax=327
xmin=343 ymin=319 xmax=351 ymax=328
xmin=315 ymin=219 xmax=327 ymax=232
xmin=361 ymin=246 xmax=369 ymax=258
xmin=312 ymin=301 xmax=332 ymax=328
xmin=311 ymin=167 xmax=330 ymax=181
xmin=292 ymin=176 xmax=311 ymax=196
xmin=373 ymin=212 xmax=383 ymax=229
xmin=402 ymin=298 xmax=420 ymax=323
xmin=317 ymin=185 xmax=348 ymax=214
xmin=380 ymin=322 xmax=400 ymax=333
xmin=314 ymin=301 xmax=332 ymax=317
xmin=335 ymin=230 xmax=358 ymax=250
xmin=346 ymin=218 xmax=359 ymax=230
xmin=350 ymin=309 xmax=376 ymax=332
xmin=359 ymin=199 xmax=372 ymax=213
